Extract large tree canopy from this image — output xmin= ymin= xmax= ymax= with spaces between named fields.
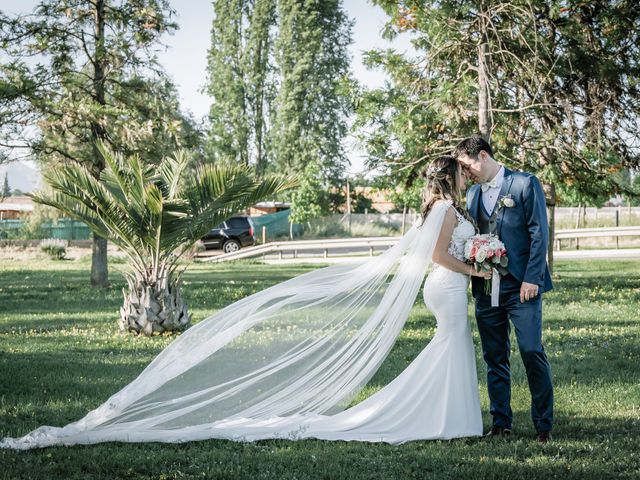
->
xmin=355 ymin=0 xmax=639 ymax=208
xmin=0 ymin=0 xmax=201 ymax=285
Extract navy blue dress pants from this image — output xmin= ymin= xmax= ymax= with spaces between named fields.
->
xmin=475 ymin=276 xmax=554 ymax=433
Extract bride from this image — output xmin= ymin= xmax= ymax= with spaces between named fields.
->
xmin=1 ymin=155 xmax=492 ymax=450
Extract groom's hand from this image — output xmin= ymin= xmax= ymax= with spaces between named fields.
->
xmin=520 ymin=282 xmax=539 ymax=303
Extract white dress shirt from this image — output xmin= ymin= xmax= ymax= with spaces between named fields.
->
xmin=481 ymin=165 xmax=505 ymax=215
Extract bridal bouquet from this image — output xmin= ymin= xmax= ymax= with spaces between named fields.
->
xmin=464 ymin=234 xmax=509 ymax=296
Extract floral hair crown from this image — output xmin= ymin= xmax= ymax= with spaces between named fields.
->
xmin=424 ymin=164 xmax=446 ymax=180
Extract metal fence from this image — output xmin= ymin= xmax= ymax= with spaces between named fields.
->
xmin=251 ymin=209 xmax=303 ymax=240
xmin=0 ymin=211 xmax=299 ymax=241
xmin=2 ymin=206 xmax=638 ymax=242
xmin=554 ymin=206 xmax=640 ymax=228
xmin=0 ymin=219 xmax=91 ymax=240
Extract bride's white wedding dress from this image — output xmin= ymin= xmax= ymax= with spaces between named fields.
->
xmin=1 ymin=200 xmax=482 ymax=449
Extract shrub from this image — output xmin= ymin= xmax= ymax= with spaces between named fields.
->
xmin=348 ymin=222 xmax=400 ymax=237
xmin=39 ymin=238 xmax=68 ymax=260
xmin=305 ymin=218 xmax=348 ymax=238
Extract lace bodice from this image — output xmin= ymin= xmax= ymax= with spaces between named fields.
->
xmin=442 ymin=200 xmax=475 ymax=262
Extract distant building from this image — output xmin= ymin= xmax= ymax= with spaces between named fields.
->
xmin=604 ymin=195 xmax=625 ymax=207
xmin=0 ymin=196 xmax=33 ymax=220
xmin=332 ymin=186 xmax=398 ymax=214
xmin=248 ymin=201 xmax=291 ymax=216
xmin=357 ymin=186 xmax=397 ymax=213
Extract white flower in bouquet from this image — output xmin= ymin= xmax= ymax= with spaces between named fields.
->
xmin=464 ymin=242 xmax=473 ymax=259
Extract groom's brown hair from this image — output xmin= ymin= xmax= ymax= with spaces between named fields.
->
xmin=453 ymin=136 xmax=493 ymax=159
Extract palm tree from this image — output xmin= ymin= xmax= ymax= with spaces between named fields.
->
xmin=30 ymin=144 xmax=299 ymax=335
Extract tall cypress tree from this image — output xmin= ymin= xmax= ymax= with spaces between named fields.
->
xmin=271 ymin=0 xmax=352 ymax=186
xmin=206 ymin=0 xmax=353 ymax=216
xmin=206 ymin=0 xmax=276 ymax=173
xmin=207 ymin=0 xmax=251 ymax=166
xmin=1 ymin=173 xmax=10 ymax=199
xmin=245 ymin=0 xmax=277 ymax=177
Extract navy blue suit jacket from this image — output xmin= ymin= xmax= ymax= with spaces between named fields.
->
xmin=466 ymin=167 xmax=554 ymax=297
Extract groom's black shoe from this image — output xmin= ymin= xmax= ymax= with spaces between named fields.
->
xmin=536 ymin=431 xmax=552 ymax=443
xmin=484 ymin=426 xmax=511 ymax=439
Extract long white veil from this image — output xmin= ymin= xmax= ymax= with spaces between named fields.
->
xmin=1 ymin=202 xmax=449 ymax=449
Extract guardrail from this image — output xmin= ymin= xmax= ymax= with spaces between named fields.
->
xmin=555 ymin=226 xmax=640 ymax=250
xmin=199 ymin=236 xmax=398 ymax=263
xmin=199 ymin=226 xmax=640 ymax=263
xmin=554 ymin=226 xmax=640 ymax=239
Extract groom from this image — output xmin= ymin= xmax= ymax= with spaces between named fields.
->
xmin=454 ymin=136 xmax=554 ymax=443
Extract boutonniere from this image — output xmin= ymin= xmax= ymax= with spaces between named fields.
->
xmin=498 ymin=194 xmax=515 ymax=209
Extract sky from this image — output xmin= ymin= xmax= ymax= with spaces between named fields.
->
xmin=152 ymin=0 xmax=415 ymax=120
xmin=0 ymin=0 xmax=417 ymax=190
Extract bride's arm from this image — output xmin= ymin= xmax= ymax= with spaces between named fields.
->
xmin=431 ymin=207 xmax=491 ymax=279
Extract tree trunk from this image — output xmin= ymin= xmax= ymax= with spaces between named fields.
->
xmin=477 ymin=39 xmax=491 ymax=141
xmin=543 ymin=182 xmax=556 ymax=274
xmin=346 ymin=180 xmax=351 ymax=234
xmin=90 ymin=234 xmax=109 ymax=287
xmin=401 ymin=204 xmax=407 ymax=235
xmin=254 ymin=31 xmax=266 ymax=177
xmin=119 ymin=277 xmax=190 ymax=335
xmin=89 ymin=0 xmax=109 ymax=287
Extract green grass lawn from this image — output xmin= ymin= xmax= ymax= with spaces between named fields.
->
xmin=0 ymin=256 xmax=639 ymax=479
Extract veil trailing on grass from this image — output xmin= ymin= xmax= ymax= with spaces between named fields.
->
xmin=1 ymin=202 xmax=450 ymax=449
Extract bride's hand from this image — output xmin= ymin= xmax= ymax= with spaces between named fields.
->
xmin=471 ymin=267 xmax=492 ymax=279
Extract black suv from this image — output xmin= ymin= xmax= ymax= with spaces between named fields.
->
xmin=201 ymin=216 xmax=256 ymax=253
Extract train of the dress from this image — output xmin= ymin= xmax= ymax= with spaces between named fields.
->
xmin=1 ymin=201 xmax=480 ymax=450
